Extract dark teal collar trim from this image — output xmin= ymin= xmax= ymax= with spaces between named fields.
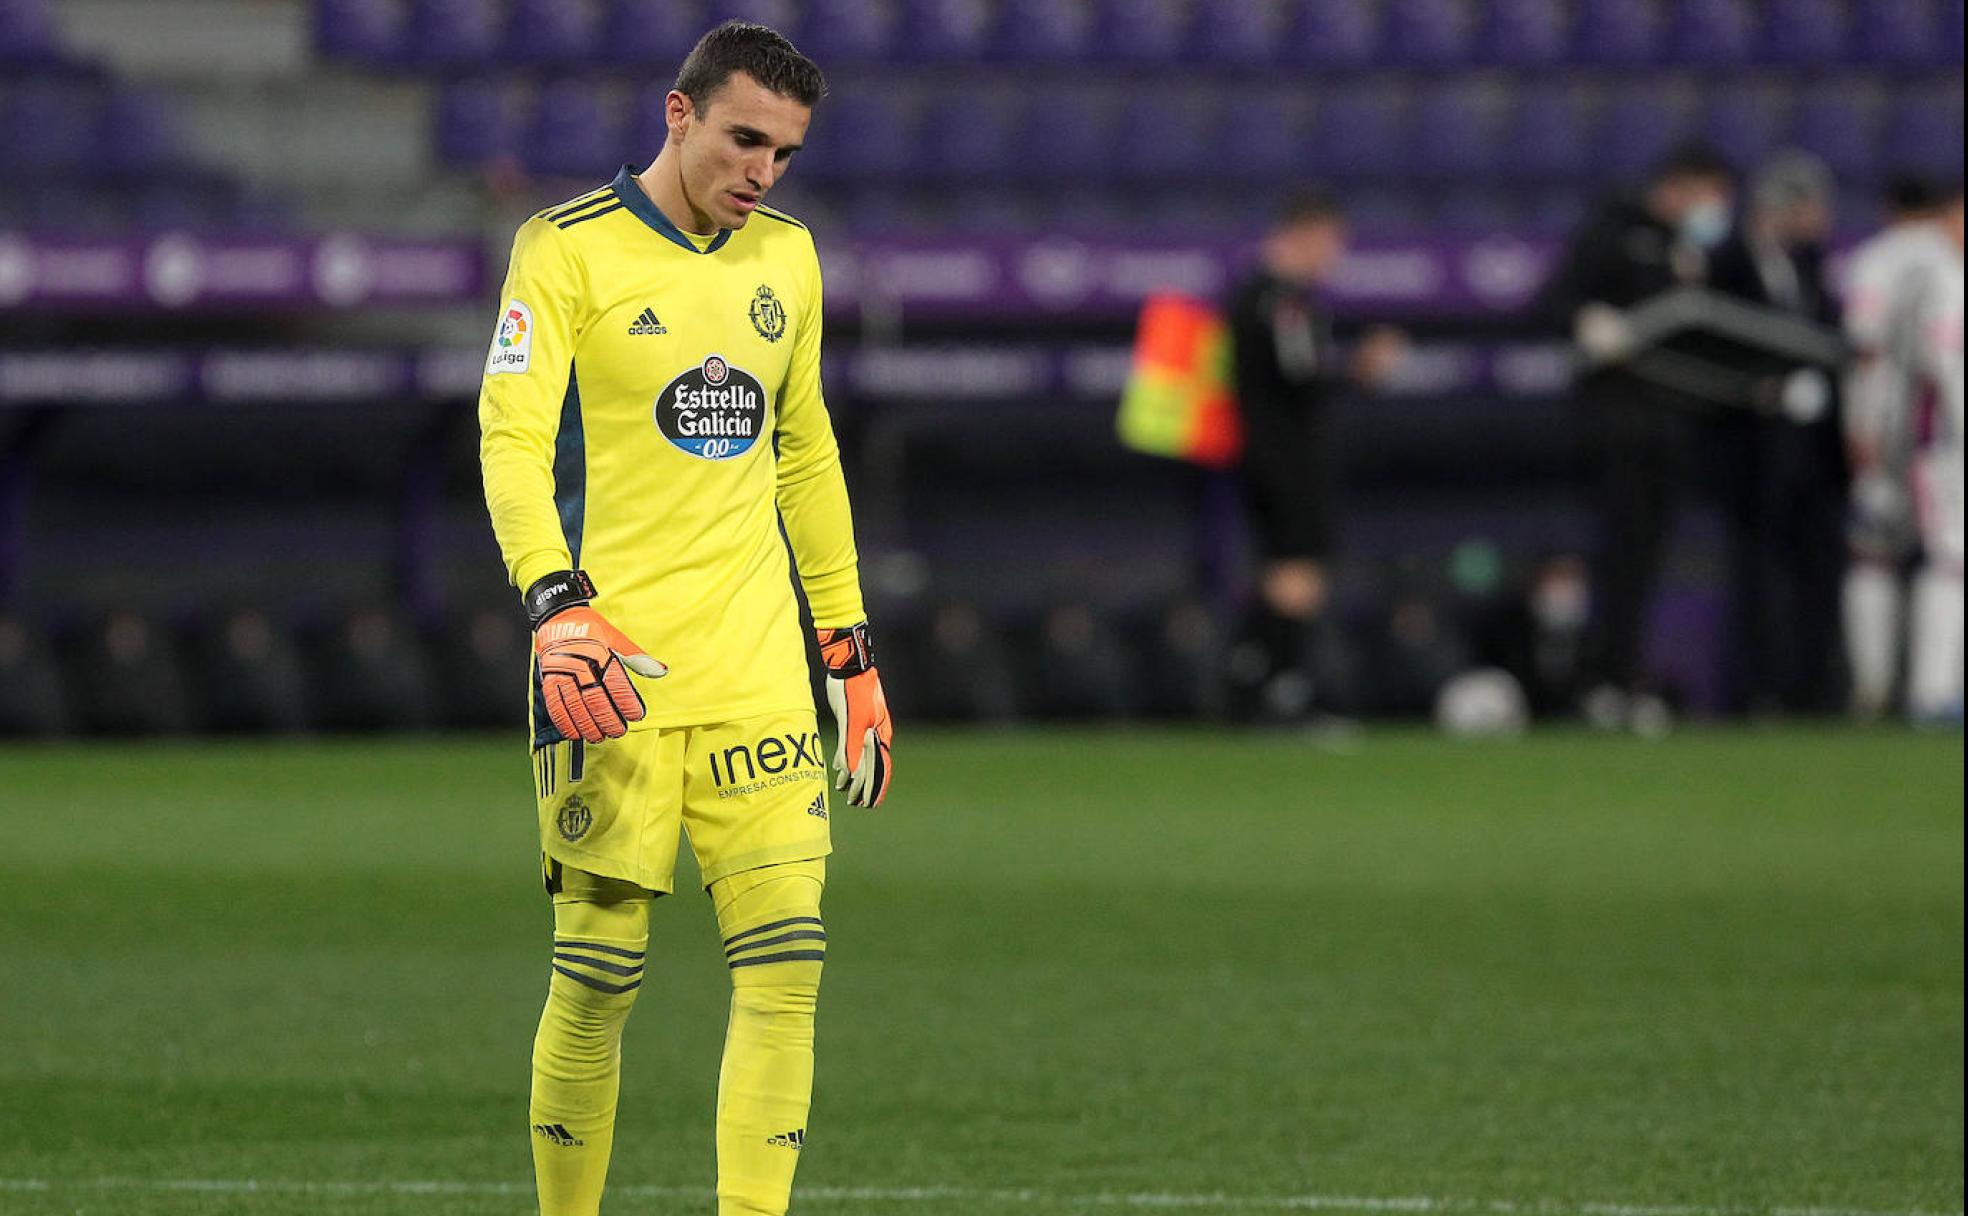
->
xmin=611 ymin=165 xmax=732 ymax=255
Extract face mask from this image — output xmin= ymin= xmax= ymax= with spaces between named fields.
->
xmin=1680 ymin=201 xmax=1732 ymax=250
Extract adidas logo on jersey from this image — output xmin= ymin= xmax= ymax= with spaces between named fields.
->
xmin=628 ymin=307 xmax=668 ymax=336
xmin=806 ymin=793 xmax=828 ymax=820
xmin=766 ymin=1128 xmax=805 ymax=1149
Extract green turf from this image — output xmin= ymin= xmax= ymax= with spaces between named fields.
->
xmin=0 ymin=728 xmax=1959 ymax=1215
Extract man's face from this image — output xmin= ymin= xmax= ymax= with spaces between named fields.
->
xmin=1654 ymin=173 xmax=1733 ymax=224
xmin=1271 ymin=218 xmax=1348 ymax=285
xmin=668 ymin=72 xmax=811 ymax=229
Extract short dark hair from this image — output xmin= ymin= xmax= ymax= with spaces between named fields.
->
xmin=674 ymin=21 xmax=826 ymax=111
xmin=1276 ymin=189 xmax=1345 ymax=229
xmin=1885 ymin=175 xmax=1944 ymax=213
xmin=1652 ymin=142 xmax=1734 ymax=184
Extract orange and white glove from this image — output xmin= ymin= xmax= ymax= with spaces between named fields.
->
xmin=524 ymin=571 xmax=666 ymax=744
xmin=817 ymin=622 xmax=892 ymax=807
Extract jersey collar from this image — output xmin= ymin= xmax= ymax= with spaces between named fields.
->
xmin=612 ymin=165 xmax=732 ymax=255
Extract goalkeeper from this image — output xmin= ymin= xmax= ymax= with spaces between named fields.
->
xmin=477 ymin=21 xmax=892 ymax=1216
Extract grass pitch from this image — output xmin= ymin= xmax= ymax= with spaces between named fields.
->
xmin=0 ymin=728 xmax=1960 ymax=1215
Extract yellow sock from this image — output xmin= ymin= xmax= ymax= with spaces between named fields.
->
xmin=710 ymin=858 xmax=827 ymax=1216
xmin=530 ymin=888 xmax=650 ymax=1216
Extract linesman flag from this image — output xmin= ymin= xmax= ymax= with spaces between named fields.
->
xmin=1116 ymin=293 xmax=1243 ymax=469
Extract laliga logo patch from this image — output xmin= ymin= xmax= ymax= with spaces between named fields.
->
xmin=487 ymin=299 xmax=533 ymax=375
xmin=655 ymin=354 xmax=766 ymax=460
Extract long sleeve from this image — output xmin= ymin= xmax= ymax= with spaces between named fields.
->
xmin=774 ymin=239 xmax=866 ymax=629
xmin=479 ymin=217 xmax=587 ymax=593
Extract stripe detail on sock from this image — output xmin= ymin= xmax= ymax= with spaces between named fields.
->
xmin=724 ymin=929 xmax=826 ymax=958
xmin=551 ymin=964 xmax=643 ymax=995
xmin=553 ymin=952 xmax=645 ymax=978
xmin=728 ymin=949 xmax=827 ymax=970
xmin=723 ymin=916 xmax=824 ymax=949
xmin=553 ymin=939 xmax=646 ymax=960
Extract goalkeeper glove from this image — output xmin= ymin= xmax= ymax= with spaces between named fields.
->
xmin=524 ymin=570 xmax=667 ymax=744
xmin=817 ymin=622 xmax=892 ymax=807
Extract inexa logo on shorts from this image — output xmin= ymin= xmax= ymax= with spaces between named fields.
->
xmin=655 ymin=354 xmax=766 ymax=460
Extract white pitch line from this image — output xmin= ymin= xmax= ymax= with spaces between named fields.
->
xmin=0 ymin=1176 xmax=1958 ymax=1216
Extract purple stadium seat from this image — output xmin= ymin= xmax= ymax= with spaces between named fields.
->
xmin=96 ymin=87 xmax=183 ymax=176
xmin=799 ymin=0 xmax=898 ymax=63
xmin=1211 ymin=92 xmax=1312 ymax=182
xmin=1344 ymin=187 xmax=1429 ymax=234
xmin=1117 ymin=94 xmax=1215 ymax=182
xmin=1946 ymin=0 xmax=1964 ymax=61
xmin=1093 ymin=0 xmax=1188 ymax=64
xmin=1189 ymin=0 xmax=1279 ymax=66
xmin=1409 ymin=82 xmax=1500 ymax=182
xmin=626 ymin=82 xmax=672 ymax=161
xmin=1476 ymin=0 xmax=1570 ymax=65
xmin=1850 ymin=0 xmax=1940 ymax=64
xmin=402 ymin=0 xmax=500 ymax=69
xmin=993 ymin=0 xmax=1095 ymax=61
xmin=801 ymin=92 xmax=915 ymax=185
xmin=599 ymin=0 xmax=706 ymax=68
xmin=1663 ymin=0 xmax=1756 ymax=66
xmin=434 ymin=77 xmax=516 ymax=166
xmin=1883 ymin=84 xmax=1967 ymax=176
xmin=1761 ymin=0 xmax=1847 ymax=64
xmin=1016 ymin=90 xmax=1117 ymax=183
xmin=918 ymin=94 xmax=1018 ymax=183
xmin=1500 ymin=86 xmax=1591 ymax=182
xmin=898 ymin=0 xmax=996 ymax=62
xmin=706 ymin=0 xmax=802 ymax=41
xmin=1309 ymin=91 xmax=1409 ymax=181
xmin=1790 ymin=85 xmax=1880 ymax=179
xmin=0 ymin=0 xmax=57 ymax=64
xmin=1284 ymin=0 xmax=1382 ymax=67
xmin=1382 ymin=0 xmax=1475 ymax=66
xmin=523 ymin=79 xmax=622 ymax=180
xmin=1526 ymin=188 xmax=1589 ymax=232
xmin=1434 ymin=187 xmax=1523 ymax=233
xmin=312 ymin=0 xmax=399 ymax=64
xmin=1594 ymin=86 xmax=1692 ymax=183
xmin=1699 ymin=85 xmax=1785 ymax=172
xmin=501 ymin=0 xmax=599 ymax=67
xmin=1572 ymin=0 xmax=1659 ymax=64
xmin=0 ymin=78 xmax=96 ymax=176
xmin=130 ymin=180 xmax=228 ymax=230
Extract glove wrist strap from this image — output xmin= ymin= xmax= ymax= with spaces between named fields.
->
xmin=523 ymin=570 xmax=597 ymax=630
xmin=818 ymin=621 xmax=876 ymax=676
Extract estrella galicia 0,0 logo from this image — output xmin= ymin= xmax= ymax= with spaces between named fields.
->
xmin=655 ymin=355 xmax=766 ymax=460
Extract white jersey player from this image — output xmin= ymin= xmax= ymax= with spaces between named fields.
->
xmin=1905 ymin=195 xmax=1964 ymax=721
xmin=1840 ymin=184 xmax=1959 ymax=718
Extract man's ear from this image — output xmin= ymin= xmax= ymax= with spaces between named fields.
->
xmin=665 ymin=89 xmax=695 ymax=137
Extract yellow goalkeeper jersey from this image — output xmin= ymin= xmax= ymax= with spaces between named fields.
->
xmin=479 ymin=166 xmax=864 ymax=742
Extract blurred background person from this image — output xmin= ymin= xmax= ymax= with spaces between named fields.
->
xmin=1706 ymin=152 xmax=1847 ymax=715
xmin=1842 ymin=177 xmax=1961 ymax=719
xmin=1906 ymin=185 xmax=1965 ymax=723
xmin=1224 ymin=192 xmax=1405 ymax=725
xmin=1539 ymin=145 xmax=1737 ymax=732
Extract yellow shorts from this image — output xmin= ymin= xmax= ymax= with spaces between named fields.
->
xmin=531 ymin=709 xmax=833 ymax=894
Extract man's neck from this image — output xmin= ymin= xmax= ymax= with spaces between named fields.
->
xmin=633 ymin=153 xmax=718 ymax=236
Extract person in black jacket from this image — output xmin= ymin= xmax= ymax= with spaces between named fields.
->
xmin=1539 ymin=145 xmax=1737 ymax=730
xmin=1705 ymin=152 xmax=1848 ymax=715
xmin=1225 ymin=192 xmax=1404 ymax=722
